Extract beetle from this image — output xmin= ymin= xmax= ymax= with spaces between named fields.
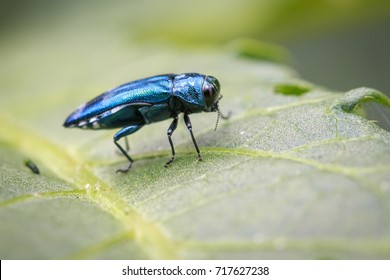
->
xmin=64 ymin=73 xmax=229 ymax=173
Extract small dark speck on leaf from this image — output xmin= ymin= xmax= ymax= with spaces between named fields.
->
xmin=24 ymin=159 xmax=40 ymax=174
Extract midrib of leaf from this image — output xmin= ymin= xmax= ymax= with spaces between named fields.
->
xmin=0 ymin=114 xmax=178 ymax=259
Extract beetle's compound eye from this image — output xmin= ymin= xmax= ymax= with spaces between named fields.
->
xmin=203 ymin=84 xmax=215 ymax=104
xmin=202 ymin=76 xmax=220 ymax=109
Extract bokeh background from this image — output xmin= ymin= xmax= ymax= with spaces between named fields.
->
xmin=1 ymin=0 xmax=390 ymax=128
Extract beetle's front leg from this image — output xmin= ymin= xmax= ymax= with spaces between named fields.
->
xmin=183 ymin=113 xmax=202 ymax=161
xmin=165 ymin=116 xmax=178 ymax=167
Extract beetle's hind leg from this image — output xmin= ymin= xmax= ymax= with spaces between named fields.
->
xmin=113 ymin=125 xmax=143 ymax=173
xmin=115 ymin=137 xmax=130 ymax=156
xmin=124 ymin=137 xmax=130 ymax=151
xmin=114 ymin=140 xmax=133 ymax=173
xmin=165 ymin=116 xmax=178 ymax=167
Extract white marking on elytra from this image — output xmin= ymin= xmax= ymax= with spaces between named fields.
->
xmin=89 ymin=117 xmax=98 ymax=123
xmin=78 ymin=121 xmax=87 ymax=127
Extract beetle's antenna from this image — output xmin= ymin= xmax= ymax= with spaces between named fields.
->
xmin=213 ymin=95 xmax=231 ymax=131
xmin=214 ymin=108 xmax=221 ymax=131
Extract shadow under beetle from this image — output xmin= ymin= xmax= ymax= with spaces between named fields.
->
xmin=64 ymin=73 xmax=229 ymax=173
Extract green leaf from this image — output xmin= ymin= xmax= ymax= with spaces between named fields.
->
xmin=1 ymin=1 xmax=390 ymax=260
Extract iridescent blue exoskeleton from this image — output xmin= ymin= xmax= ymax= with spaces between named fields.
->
xmin=64 ymin=73 xmax=229 ymax=173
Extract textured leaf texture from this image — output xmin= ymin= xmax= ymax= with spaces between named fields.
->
xmin=1 ymin=3 xmax=390 ymax=260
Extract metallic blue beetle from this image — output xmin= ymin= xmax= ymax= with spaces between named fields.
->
xmin=64 ymin=73 xmax=227 ymax=173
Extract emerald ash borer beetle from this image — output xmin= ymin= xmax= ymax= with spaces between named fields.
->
xmin=64 ymin=73 xmax=229 ymax=173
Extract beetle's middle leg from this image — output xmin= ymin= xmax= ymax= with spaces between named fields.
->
xmin=113 ymin=125 xmax=143 ymax=173
xmin=184 ymin=113 xmax=202 ymax=161
xmin=165 ymin=116 xmax=178 ymax=167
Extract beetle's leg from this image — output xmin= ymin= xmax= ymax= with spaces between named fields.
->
xmin=165 ymin=116 xmax=178 ymax=167
xmin=124 ymin=137 xmax=130 ymax=151
xmin=115 ymin=137 xmax=130 ymax=156
xmin=113 ymin=125 xmax=143 ymax=173
xmin=114 ymin=140 xmax=133 ymax=173
xmin=183 ymin=114 xmax=202 ymax=161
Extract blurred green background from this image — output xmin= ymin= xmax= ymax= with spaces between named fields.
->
xmin=2 ymin=0 xmax=390 ymax=127
xmin=1 ymin=0 xmax=390 ymax=87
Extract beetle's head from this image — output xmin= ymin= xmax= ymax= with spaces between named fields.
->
xmin=202 ymin=75 xmax=231 ymax=130
xmin=202 ymin=75 xmax=221 ymax=112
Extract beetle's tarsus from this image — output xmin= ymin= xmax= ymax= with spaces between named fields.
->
xmin=115 ymin=163 xmax=132 ymax=174
xmin=164 ymin=157 xmax=174 ymax=167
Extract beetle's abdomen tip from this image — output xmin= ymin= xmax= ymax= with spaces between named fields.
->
xmin=63 ymin=113 xmax=102 ymax=129
xmin=63 ymin=119 xmax=71 ymax=128
xmin=63 ymin=121 xmax=76 ymax=128
xmin=63 ymin=115 xmax=77 ymax=128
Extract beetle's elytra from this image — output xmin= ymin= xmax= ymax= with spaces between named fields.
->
xmin=64 ymin=73 xmax=228 ymax=173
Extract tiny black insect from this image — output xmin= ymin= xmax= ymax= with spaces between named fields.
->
xmin=24 ymin=159 xmax=40 ymax=174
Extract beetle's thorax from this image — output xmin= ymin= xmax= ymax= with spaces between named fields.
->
xmin=171 ymin=73 xmax=207 ymax=113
